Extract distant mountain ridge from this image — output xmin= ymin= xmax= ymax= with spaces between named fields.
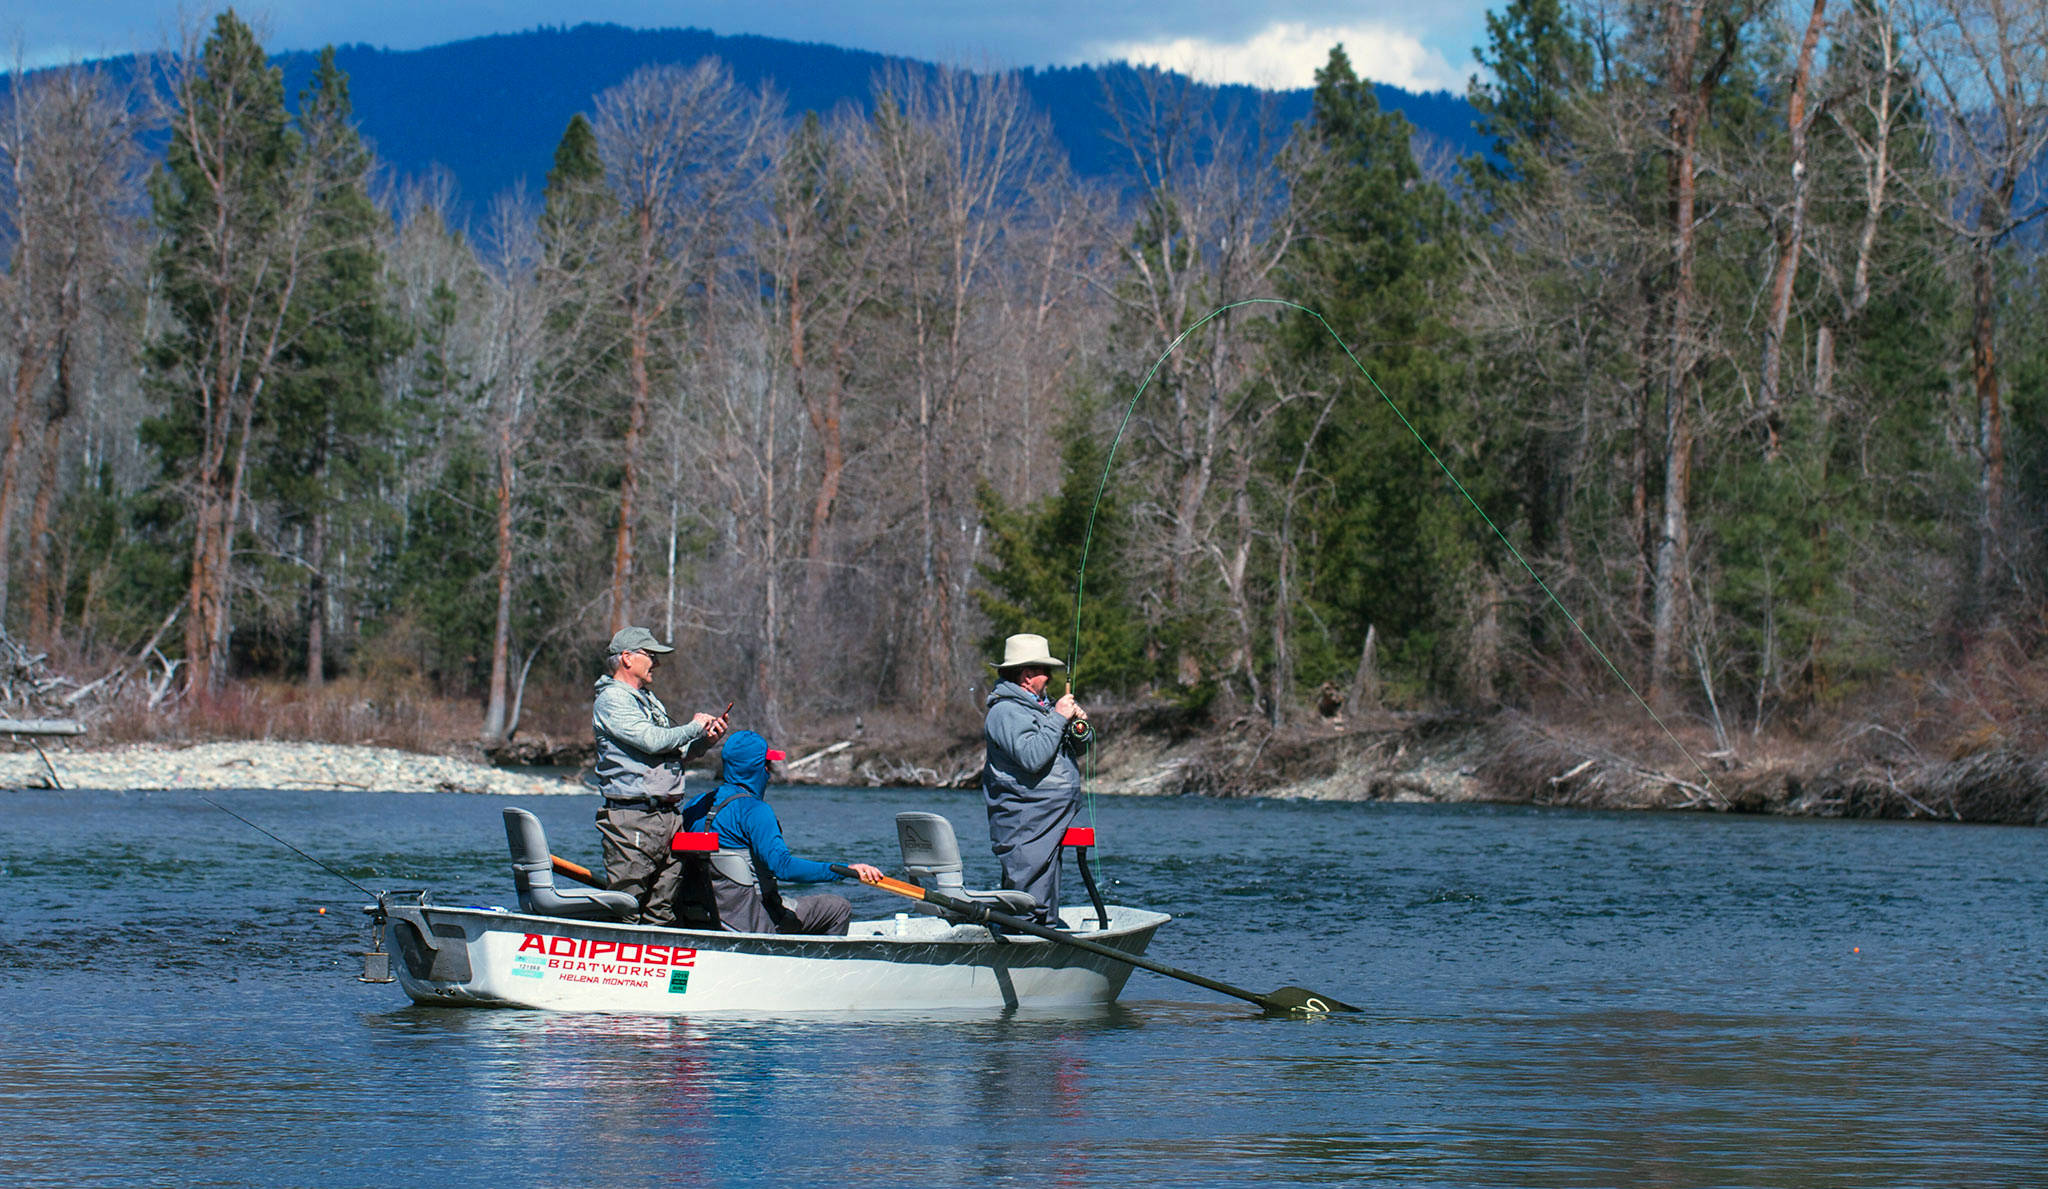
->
xmin=258 ymin=23 xmax=1481 ymax=219
xmin=14 ymin=23 xmax=1483 ymax=221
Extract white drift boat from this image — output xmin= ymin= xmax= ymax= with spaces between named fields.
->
xmin=376 ymin=901 xmax=1169 ymax=1013
xmin=368 ymin=808 xmax=1169 ymax=1013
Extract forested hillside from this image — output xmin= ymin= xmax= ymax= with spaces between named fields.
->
xmin=260 ymin=23 xmax=1483 ymax=210
xmin=1 ymin=3 xmax=2044 ymax=761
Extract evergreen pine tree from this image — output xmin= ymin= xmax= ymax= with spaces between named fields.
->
xmin=1276 ymin=46 xmax=1479 ymax=701
xmin=260 ymin=47 xmax=408 ymax=684
xmin=975 ymin=423 xmax=1149 ymax=698
xmin=1466 ymin=0 xmax=1595 ymax=200
xmin=142 ymin=9 xmax=300 ymax=692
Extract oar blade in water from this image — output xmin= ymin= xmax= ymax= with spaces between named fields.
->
xmin=1262 ymin=986 xmax=1361 ymax=1015
xmin=838 ymin=865 xmax=1361 ymax=1016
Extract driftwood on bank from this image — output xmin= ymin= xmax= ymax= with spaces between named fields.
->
xmin=0 ymin=718 xmax=84 ymax=735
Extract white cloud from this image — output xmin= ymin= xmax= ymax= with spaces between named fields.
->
xmin=1082 ymin=20 xmax=1465 ymax=93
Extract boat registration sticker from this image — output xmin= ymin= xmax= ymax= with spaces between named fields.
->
xmin=668 ymin=969 xmax=690 ymax=994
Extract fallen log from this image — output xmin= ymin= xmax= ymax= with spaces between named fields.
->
xmin=0 ymin=718 xmax=85 ymax=736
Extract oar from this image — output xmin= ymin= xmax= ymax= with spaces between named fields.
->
xmin=833 ymin=864 xmax=1358 ymax=1016
xmin=551 ymin=854 xmax=605 ymax=888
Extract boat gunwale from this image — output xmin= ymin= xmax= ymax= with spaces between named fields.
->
xmin=386 ymin=900 xmax=1171 ymax=961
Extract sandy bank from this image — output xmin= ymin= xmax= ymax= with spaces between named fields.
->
xmin=0 ymin=740 xmax=582 ymax=797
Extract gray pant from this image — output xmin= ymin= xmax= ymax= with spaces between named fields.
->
xmin=986 ymin=785 xmax=1081 ymax=924
xmin=710 ymin=868 xmax=852 ymax=935
xmin=595 ymin=803 xmax=684 ymax=925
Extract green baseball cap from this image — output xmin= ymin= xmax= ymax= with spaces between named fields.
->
xmin=607 ymin=626 xmax=674 ymax=654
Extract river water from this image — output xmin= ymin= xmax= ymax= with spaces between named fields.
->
xmin=2 ymin=784 xmax=2044 ymax=1187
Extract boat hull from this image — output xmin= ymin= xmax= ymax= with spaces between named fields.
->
xmin=379 ymin=902 xmax=1170 ymax=1013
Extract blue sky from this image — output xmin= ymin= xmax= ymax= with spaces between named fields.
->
xmin=16 ymin=1 xmax=1497 ymax=92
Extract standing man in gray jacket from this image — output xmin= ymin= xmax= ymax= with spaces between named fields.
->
xmin=593 ymin=625 xmax=729 ymax=924
xmin=983 ymin=633 xmax=1091 ymax=924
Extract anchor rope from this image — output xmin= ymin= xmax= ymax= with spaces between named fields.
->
xmin=1066 ymin=297 xmax=1723 ymax=823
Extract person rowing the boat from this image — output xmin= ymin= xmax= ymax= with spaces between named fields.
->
xmin=982 ymin=632 xmax=1091 ymax=925
xmin=682 ymin=730 xmax=885 ymax=934
xmin=592 ymin=625 xmax=730 ymax=925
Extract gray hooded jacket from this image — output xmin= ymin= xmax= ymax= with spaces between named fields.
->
xmin=982 ymin=680 xmax=1088 ymax=802
xmin=982 ymin=679 xmax=1091 ymax=920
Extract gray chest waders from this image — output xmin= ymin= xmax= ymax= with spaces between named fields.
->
xmin=703 ymin=794 xmax=794 ymax=931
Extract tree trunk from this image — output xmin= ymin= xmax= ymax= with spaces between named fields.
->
xmin=482 ymin=406 xmax=517 ymax=746
xmin=760 ymin=364 xmax=782 ymax=738
xmin=664 ymin=492 xmax=679 ymax=644
xmin=1757 ymin=0 xmax=1828 ymax=459
xmin=1346 ymin=624 xmax=1380 ymax=716
xmin=1649 ymin=0 xmax=1718 ymax=709
xmin=611 ymin=224 xmax=655 ymax=634
xmin=305 ymin=508 xmax=327 ymax=687
xmin=24 ymin=380 xmax=66 ymax=648
xmin=24 ymin=324 xmax=72 ymax=648
xmin=0 ymin=348 xmax=44 ymax=627
xmin=184 ymin=489 xmax=228 ymax=694
xmin=1968 ymin=232 xmax=2006 ymax=598
xmin=1218 ymin=482 xmax=1265 ymax=722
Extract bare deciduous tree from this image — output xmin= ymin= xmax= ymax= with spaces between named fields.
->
xmin=1756 ymin=0 xmax=1832 ymax=456
xmin=591 ymin=60 xmax=780 ymax=634
xmin=1906 ymin=0 xmax=2048 ymax=603
xmin=1099 ymin=69 xmax=1304 ymax=700
xmin=476 ymin=194 xmax=549 ymax=745
xmin=852 ymin=63 xmax=1063 ymax=714
xmin=0 ymin=62 xmax=142 ymax=645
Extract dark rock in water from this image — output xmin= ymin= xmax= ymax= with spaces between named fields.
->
xmin=482 ymin=734 xmax=588 ymax=767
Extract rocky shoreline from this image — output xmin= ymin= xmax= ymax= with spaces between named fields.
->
xmin=6 ymin=713 xmax=2045 ymax=827
xmin=0 ymin=739 xmax=582 ymax=797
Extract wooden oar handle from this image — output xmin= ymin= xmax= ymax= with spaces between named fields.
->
xmin=551 ymin=854 xmax=603 ymax=887
xmin=830 ymin=863 xmax=928 ymax=899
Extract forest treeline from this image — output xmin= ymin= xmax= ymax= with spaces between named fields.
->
xmin=2 ymin=2 xmax=2045 ymax=749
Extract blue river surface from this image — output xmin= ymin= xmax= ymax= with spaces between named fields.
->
xmin=2 ymin=784 xmax=2046 ymax=1188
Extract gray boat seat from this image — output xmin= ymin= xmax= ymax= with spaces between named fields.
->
xmin=894 ymin=811 xmax=1039 ymax=915
xmin=502 ymin=807 xmax=638 ymax=920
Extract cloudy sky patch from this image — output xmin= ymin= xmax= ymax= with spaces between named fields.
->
xmin=13 ymin=3 xmax=1491 ymax=92
xmin=1084 ymin=21 xmax=1465 ymax=93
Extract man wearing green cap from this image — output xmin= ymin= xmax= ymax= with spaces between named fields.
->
xmin=592 ymin=625 xmax=729 ymax=924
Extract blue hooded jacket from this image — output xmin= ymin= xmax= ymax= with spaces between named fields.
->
xmin=683 ymin=730 xmax=840 ymax=884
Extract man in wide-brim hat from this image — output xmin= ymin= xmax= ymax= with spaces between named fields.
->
xmin=981 ymin=632 xmax=1091 ymax=924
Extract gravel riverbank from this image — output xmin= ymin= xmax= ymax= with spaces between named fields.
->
xmin=0 ymin=740 xmax=582 ymax=797
xmin=8 ymin=715 xmax=2042 ymax=827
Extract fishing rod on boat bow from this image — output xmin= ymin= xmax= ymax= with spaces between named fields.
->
xmin=201 ymin=796 xmax=380 ymax=899
xmin=833 ymin=864 xmax=1357 ymax=1016
xmin=201 ymin=796 xmax=408 ymax=982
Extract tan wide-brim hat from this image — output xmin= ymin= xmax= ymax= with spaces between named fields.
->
xmin=992 ymin=633 xmax=1066 ymax=672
